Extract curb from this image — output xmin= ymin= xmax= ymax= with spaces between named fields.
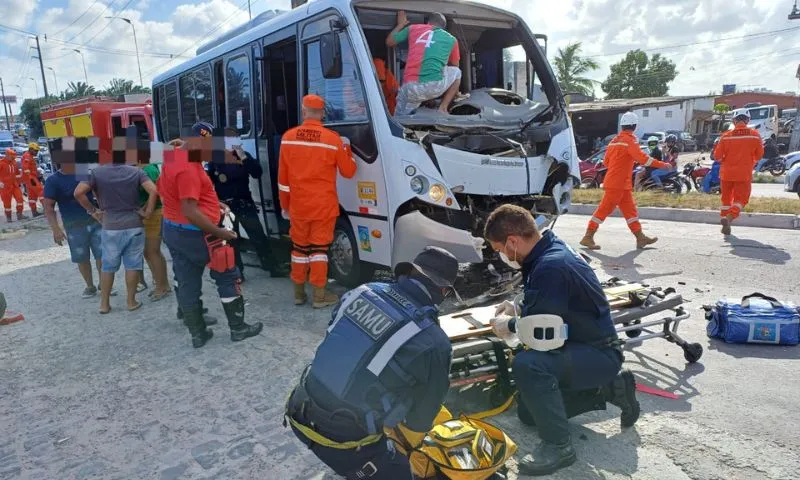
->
xmin=568 ymin=204 xmax=800 ymax=230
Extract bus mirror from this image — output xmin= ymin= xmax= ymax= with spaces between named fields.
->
xmin=320 ymin=32 xmax=342 ymax=79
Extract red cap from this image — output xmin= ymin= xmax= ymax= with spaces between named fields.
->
xmin=303 ymin=94 xmax=325 ymax=110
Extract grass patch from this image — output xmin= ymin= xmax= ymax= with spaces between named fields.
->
xmin=572 ymin=189 xmax=799 ymax=215
xmin=752 ymin=173 xmax=785 ymax=184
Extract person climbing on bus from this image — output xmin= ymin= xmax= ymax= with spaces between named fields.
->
xmin=580 ymin=112 xmax=670 ymax=250
xmin=278 ymin=95 xmax=357 ymax=308
xmin=0 ymin=149 xmax=26 ymax=222
xmin=386 ymin=10 xmax=462 ymax=115
xmin=21 ymin=143 xmax=44 ymax=217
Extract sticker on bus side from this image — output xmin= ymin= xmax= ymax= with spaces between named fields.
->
xmin=358 ymin=225 xmax=372 ymax=252
xmin=358 ymin=181 xmax=377 ymax=207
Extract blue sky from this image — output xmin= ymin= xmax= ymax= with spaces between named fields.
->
xmin=1 ymin=0 xmax=798 ymax=104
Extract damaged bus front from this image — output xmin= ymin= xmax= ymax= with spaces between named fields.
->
xmin=354 ymin=0 xmax=579 ymax=269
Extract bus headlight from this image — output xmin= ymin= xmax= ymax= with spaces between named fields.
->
xmin=410 ymin=176 xmax=427 ymax=194
xmin=429 ymin=184 xmax=446 ymax=202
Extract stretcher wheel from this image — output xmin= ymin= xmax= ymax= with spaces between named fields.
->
xmin=683 ymin=343 xmax=703 ymax=363
xmin=624 ymin=319 xmax=642 ymax=338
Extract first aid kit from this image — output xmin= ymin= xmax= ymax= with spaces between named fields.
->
xmin=386 ymin=407 xmax=516 ymax=480
xmin=204 ymin=233 xmax=235 ymax=273
xmin=706 ymin=293 xmax=800 ymax=345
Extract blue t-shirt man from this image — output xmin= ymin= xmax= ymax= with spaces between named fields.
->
xmin=43 ymin=170 xmax=103 ymax=269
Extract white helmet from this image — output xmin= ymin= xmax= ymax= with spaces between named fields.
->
xmin=647 ymin=136 xmax=659 ymax=144
xmin=733 ymin=109 xmax=751 ymax=121
xmin=620 ymin=111 xmax=638 ymax=128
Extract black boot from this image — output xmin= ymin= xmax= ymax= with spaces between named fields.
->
xmin=224 ymin=296 xmax=262 ymax=342
xmin=262 ymin=257 xmax=289 ymax=278
xmin=518 ymin=441 xmax=577 ymax=476
xmin=183 ymin=304 xmax=213 ymax=348
xmin=175 ymin=288 xmax=215 ymax=324
xmin=604 ymin=369 xmax=640 ymax=428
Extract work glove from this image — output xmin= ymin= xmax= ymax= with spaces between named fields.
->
xmin=281 ymin=209 xmax=290 ymax=220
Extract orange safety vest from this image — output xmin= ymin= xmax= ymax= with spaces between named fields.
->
xmin=374 ymin=58 xmax=399 ymax=115
xmin=0 ymin=157 xmax=20 ymax=189
xmin=603 ymin=131 xmax=670 ymax=190
xmin=21 ymin=152 xmax=40 ymax=186
xmin=713 ymin=124 xmax=764 ymax=182
xmin=278 ymin=119 xmax=357 ymax=220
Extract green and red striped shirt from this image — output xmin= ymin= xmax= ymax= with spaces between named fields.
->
xmin=393 ymin=24 xmax=460 ymax=84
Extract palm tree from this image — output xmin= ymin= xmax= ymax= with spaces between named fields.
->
xmin=66 ymin=81 xmax=96 ymax=98
xmin=553 ymin=42 xmax=599 ymax=97
xmin=104 ymin=78 xmax=136 ymax=95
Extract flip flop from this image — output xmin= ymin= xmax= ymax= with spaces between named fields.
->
xmin=136 ymin=283 xmax=148 ymax=293
xmin=99 ymin=307 xmax=112 ymax=315
xmin=149 ymin=290 xmax=172 ymax=303
xmin=128 ymin=302 xmax=143 ymax=312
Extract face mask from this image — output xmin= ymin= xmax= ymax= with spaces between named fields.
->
xmin=498 ymin=241 xmax=521 ymax=270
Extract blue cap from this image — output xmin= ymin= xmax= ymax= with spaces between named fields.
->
xmin=192 ymin=121 xmax=214 ymax=137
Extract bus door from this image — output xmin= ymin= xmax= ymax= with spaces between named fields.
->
xmin=261 ymin=29 xmax=299 ymax=236
xmin=299 ymin=13 xmax=390 ymax=269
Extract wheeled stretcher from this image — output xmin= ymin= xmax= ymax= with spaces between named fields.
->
xmin=442 ymin=279 xmax=703 ymax=406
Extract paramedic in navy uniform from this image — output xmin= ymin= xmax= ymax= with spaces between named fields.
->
xmin=285 ymin=247 xmax=458 ymax=479
xmin=484 ymin=204 xmax=640 ymax=476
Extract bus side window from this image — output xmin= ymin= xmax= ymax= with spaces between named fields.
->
xmin=129 ymin=115 xmax=150 ymax=141
xmin=111 ymin=116 xmax=125 ymax=138
xmin=304 ymin=33 xmax=367 ymax=124
xmin=225 ymin=55 xmax=252 ymax=136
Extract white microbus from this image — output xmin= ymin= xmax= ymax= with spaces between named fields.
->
xmin=729 ymin=104 xmax=779 ymax=142
xmin=152 ymin=0 xmax=579 ymax=287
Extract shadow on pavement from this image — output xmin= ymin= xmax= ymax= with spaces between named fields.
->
xmin=708 ymin=340 xmax=800 ymax=360
xmin=625 ymin=349 xmax=705 ymax=413
xmin=584 ymin=248 xmax=684 ymax=283
xmin=726 ymin=235 xmax=791 ymax=265
xmin=563 ymin=427 xmax=641 ymax=479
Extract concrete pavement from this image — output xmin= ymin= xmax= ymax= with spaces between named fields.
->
xmin=1 ymin=215 xmax=798 ymax=479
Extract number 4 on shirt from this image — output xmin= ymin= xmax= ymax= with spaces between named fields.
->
xmin=415 ymin=29 xmax=436 ymax=48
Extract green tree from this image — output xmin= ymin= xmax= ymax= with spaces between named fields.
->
xmin=66 ymin=81 xmax=96 ymax=98
xmin=601 ymin=50 xmax=678 ymax=99
xmin=553 ymin=42 xmax=599 ymax=97
xmin=99 ymin=78 xmax=152 ymax=96
xmin=713 ymin=103 xmax=731 ymax=114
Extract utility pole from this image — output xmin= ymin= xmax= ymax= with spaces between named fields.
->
xmin=47 ymin=67 xmax=59 ymax=94
xmin=248 ymin=0 xmax=252 ymax=19
xmin=34 ymin=35 xmax=49 ymax=98
xmin=0 ymin=77 xmax=10 ymax=131
xmin=106 ymin=17 xmax=143 ymax=86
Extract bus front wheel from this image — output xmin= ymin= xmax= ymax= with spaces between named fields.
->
xmin=330 ymin=217 xmax=375 ymax=288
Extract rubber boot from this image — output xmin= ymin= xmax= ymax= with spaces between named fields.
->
xmin=224 ymin=296 xmax=263 ymax=342
xmin=634 ymin=230 xmax=658 ymax=249
xmin=579 ymin=229 xmax=601 ymax=250
xmin=604 ymin=369 xmax=640 ymax=428
xmin=312 ymin=286 xmax=338 ymax=309
xmin=16 ymin=212 xmax=28 ymax=221
xmin=720 ymin=215 xmax=733 ymax=235
xmin=183 ymin=304 xmax=213 ymax=349
xmin=518 ymin=441 xmax=577 ymax=476
xmin=31 ymin=205 xmax=41 ymax=217
xmin=294 ymin=283 xmax=307 ymax=306
xmin=265 ymin=258 xmax=289 ymax=278
xmin=5 ymin=214 xmax=12 ymax=223
xmin=174 ymin=286 xmax=216 ymax=325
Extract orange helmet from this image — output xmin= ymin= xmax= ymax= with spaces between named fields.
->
xmin=5 ymin=148 xmax=15 ymax=157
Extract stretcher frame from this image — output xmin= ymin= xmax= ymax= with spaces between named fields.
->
xmin=446 ymin=283 xmax=703 ymax=407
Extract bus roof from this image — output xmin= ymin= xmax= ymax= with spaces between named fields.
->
xmin=152 ymin=0 xmax=525 ymax=86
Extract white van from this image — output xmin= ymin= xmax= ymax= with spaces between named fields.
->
xmin=0 ymin=130 xmax=13 ymax=151
xmin=729 ymin=104 xmax=778 ymax=142
xmin=152 ymin=0 xmax=579 ymax=286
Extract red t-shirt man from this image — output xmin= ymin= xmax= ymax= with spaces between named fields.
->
xmin=159 ymin=150 xmax=221 ymax=227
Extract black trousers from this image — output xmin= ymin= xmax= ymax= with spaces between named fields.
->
xmin=229 ymin=200 xmax=274 ymax=271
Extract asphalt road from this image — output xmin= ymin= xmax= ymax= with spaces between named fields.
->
xmin=1 ymin=215 xmax=798 ymax=479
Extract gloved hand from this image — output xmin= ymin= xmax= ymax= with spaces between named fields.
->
xmin=490 ymin=315 xmax=513 ymax=338
xmin=281 ymin=209 xmax=290 ymax=220
xmin=494 ymin=300 xmax=518 ymax=317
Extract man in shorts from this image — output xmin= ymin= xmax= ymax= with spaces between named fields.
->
xmin=386 ymin=10 xmax=461 ymax=114
xmin=43 ymin=161 xmax=105 ymax=298
xmin=74 ymin=161 xmax=159 ymax=313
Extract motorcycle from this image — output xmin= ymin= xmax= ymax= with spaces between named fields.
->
xmin=633 ymin=166 xmax=685 ymax=193
xmin=754 ymin=156 xmax=786 ymax=176
xmin=682 ymin=157 xmax=711 ymax=191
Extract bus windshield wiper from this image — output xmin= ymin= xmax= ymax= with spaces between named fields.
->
xmin=519 ymin=105 xmax=553 ymax=135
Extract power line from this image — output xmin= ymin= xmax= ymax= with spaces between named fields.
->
xmin=586 ymin=26 xmax=800 ymax=58
xmin=50 ymin=0 xmax=101 ymax=37
xmin=63 ymin=0 xmax=118 ymax=44
xmin=142 ymin=0 xmax=258 ymax=78
xmin=76 ymin=0 xmax=135 ymax=48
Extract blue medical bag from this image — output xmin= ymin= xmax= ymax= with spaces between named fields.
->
xmin=706 ymin=293 xmax=800 ymax=345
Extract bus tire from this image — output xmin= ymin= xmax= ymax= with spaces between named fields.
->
xmin=330 ymin=217 xmax=375 ymax=288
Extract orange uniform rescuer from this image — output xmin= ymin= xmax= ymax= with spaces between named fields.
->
xmin=0 ymin=148 xmax=26 ymax=222
xmin=580 ymin=112 xmax=670 ymax=251
xmin=278 ymin=94 xmax=357 ymax=308
xmin=21 ymin=143 xmax=44 ymax=217
xmin=712 ymin=109 xmax=763 ymax=236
